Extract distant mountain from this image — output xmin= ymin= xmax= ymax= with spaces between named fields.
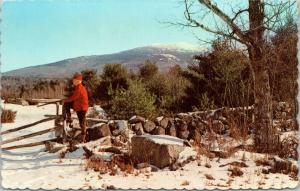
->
xmin=3 ymin=43 xmax=205 ymax=78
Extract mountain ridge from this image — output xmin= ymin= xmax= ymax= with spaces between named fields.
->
xmin=4 ymin=44 xmax=205 ymax=78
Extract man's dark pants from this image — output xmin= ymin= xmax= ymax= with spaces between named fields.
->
xmin=63 ymin=102 xmax=87 ymax=142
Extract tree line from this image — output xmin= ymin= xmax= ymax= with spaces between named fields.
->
xmin=74 ymin=22 xmax=296 ymax=121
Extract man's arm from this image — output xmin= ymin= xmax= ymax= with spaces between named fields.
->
xmin=65 ymin=88 xmax=80 ymax=102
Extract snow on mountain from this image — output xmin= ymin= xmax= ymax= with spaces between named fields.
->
xmin=149 ymin=42 xmax=204 ymax=52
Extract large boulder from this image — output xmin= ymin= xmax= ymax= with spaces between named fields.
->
xmin=87 ymin=123 xmax=111 ymax=141
xmin=131 ymin=135 xmax=185 ymax=168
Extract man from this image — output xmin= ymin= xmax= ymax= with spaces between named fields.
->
xmin=63 ymin=73 xmax=89 ymax=143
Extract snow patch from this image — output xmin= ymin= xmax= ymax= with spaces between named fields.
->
xmin=139 ymin=134 xmax=184 ymax=146
xmin=149 ymin=42 xmax=204 ymax=52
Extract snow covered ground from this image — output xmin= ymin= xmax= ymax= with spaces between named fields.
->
xmin=1 ymin=103 xmax=298 ymax=189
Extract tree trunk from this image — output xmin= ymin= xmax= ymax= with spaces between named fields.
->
xmin=251 ymin=50 xmax=279 ymax=152
xmin=248 ymin=0 xmax=279 ymax=153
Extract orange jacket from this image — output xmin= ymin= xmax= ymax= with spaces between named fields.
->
xmin=65 ymin=83 xmax=89 ymax=111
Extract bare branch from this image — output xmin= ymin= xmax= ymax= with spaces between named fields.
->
xmin=183 ymin=0 xmax=244 ymax=44
xmin=231 ymin=8 xmax=249 ymax=23
xmin=246 ymin=1 xmax=296 ymax=33
xmin=197 ymin=0 xmax=251 ymax=45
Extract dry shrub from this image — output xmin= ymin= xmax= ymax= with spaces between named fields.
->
xmin=229 ymin=125 xmax=243 ymax=140
xmin=111 ymin=154 xmax=134 ymax=174
xmin=279 ymin=135 xmax=298 ymax=160
xmin=195 ymin=144 xmax=211 ymax=159
xmin=204 ymin=174 xmax=215 ymax=180
xmin=226 ymin=110 xmax=249 ymax=141
xmin=226 ymin=178 xmax=234 ymax=186
xmin=181 ymin=180 xmax=190 ymax=186
xmin=215 ymin=183 xmax=228 ymax=188
xmin=86 ymin=153 xmax=135 ymax=175
xmin=229 ymin=165 xmax=243 ymax=177
xmin=111 ymin=137 xmax=127 ymax=147
xmin=205 ymin=163 xmax=211 ymax=168
xmin=255 ymin=156 xmax=272 ymax=167
xmin=1 ymin=109 xmax=17 ymax=123
xmin=86 ymin=158 xmax=109 ymax=174
xmin=269 ymin=159 xmax=298 ymax=175
xmin=255 ymin=156 xmax=298 ymax=177
xmin=224 ymin=146 xmax=240 ymax=158
xmin=59 ymin=152 xmax=66 ymax=159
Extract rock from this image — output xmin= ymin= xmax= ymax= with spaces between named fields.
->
xmin=166 ymin=126 xmax=177 ymax=137
xmin=169 ymin=163 xmax=180 ymax=171
xmin=88 ymin=123 xmax=111 ymax=141
xmin=182 ymin=115 xmax=193 ymax=124
xmin=136 ymin=162 xmax=159 ymax=172
xmin=102 ymin=184 xmax=116 ymax=190
xmin=143 ymin=120 xmax=156 ymax=133
xmin=108 ymin=121 xmax=118 ymax=132
xmin=100 ymin=124 xmax=112 ymax=137
xmin=137 ymin=163 xmax=150 ymax=169
xmin=129 ymin=115 xmax=146 ymax=124
xmin=131 ymin=135 xmax=185 ymax=168
xmin=197 ymin=121 xmax=207 ymax=133
xmin=112 ymin=120 xmax=129 ymax=137
xmin=83 ymin=146 xmax=94 ymax=158
xmin=188 ymin=120 xmax=197 ymax=130
xmin=153 ymin=126 xmax=165 ymax=135
xmin=178 ymin=130 xmax=189 ymax=139
xmin=176 ymin=113 xmax=189 ymax=119
xmin=177 ymin=121 xmax=188 ymax=131
xmin=155 ymin=116 xmax=164 ymax=125
xmin=45 ymin=141 xmax=65 ymax=153
xmin=183 ymin=140 xmax=192 ymax=147
xmin=87 ymin=105 xmax=107 ymax=119
xmin=136 ymin=126 xmax=144 ymax=135
xmin=101 ymin=146 xmax=122 ymax=154
xmin=133 ymin=122 xmax=143 ymax=132
xmin=26 ymin=99 xmax=39 ymax=105
xmin=7 ymin=98 xmax=29 ymax=106
xmin=45 ymin=141 xmax=55 ymax=152
xmin=160 ymin=117 xmax=171 ymax=129
xmin=21 ymin=99 xmax=29 ymax=106
xmin=150 ymin=165 xmax=159 ymax=172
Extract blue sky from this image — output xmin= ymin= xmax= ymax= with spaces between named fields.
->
xmin=2 ymin=0 xmax=215 ymax=72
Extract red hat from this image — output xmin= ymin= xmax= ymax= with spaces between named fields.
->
xmin=73 ymin=73 xmax=83 ymax=81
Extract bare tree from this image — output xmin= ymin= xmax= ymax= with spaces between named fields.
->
xmin=178 ymin=0 xmax=296 ymax=153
